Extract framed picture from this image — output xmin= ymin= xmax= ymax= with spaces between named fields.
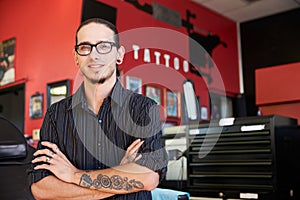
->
xmin=0 ymin=37 xmax=16 ymax=86
xmin=209 ymin=93 xmax=233 ymax=120
xmin=201 ymin=106 xmax=208 ymax=120
xmin=30 ymin=93 xmax=43 ymax=119
xmin=166 ymin=91 xmax=180 ymax=118
xmin=145 ymin=85 xmax=161 ymax=105
xmin=47 ymin=79 xmax=70 ymax=108
xmin=126 ymin=76 xmax=142 ymax=94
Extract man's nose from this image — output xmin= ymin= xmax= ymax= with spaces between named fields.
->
xmin=89 ymin=46 xmax=101 ymax=59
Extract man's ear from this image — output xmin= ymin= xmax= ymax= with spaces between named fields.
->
xmin=117 ymin=46 xmax=125 ymax=61
xmin=73 ymin=49 xmax=79 ymax=66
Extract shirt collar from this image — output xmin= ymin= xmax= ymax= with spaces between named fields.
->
xmin=68 ymin=79 xmax=131 ymax=110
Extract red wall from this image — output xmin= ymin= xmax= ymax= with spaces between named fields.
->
xmin=0 ymin=0 xmax=82 ymax=135
xmin=0 ymin=0 xmax=239 ymax=136
xmin=108 ymin=0 xmax=239 ymax=94
xmin=256 ymin=62 xmax=300 ymax=123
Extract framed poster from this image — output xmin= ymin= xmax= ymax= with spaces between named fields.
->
xmin=47 ymin=79 xmax=70 ymax=108
xmin=166 ymin=91 xmax=180 ymax=118
xmin=30 ymin=93 xmax=43 ymax=119
xmin=209 ymin=93 xmax=233 ymax=120
xmin=145 ymin=85 xmax=161 ymax=105
xmin=126 ymin=76 xmax=142 ymax=94
xmin=0 ymin=37 xmax=16 ymax=86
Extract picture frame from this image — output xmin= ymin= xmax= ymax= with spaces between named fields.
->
xmin=47 ymin=79 xmax=70 ymax=108
xmin=145 ymin=85 xmax=162 ymax=105
xmin=166 ymin=91 xmax=181 ymax=118
xmin=201 ymin=106 xmax=208 ymax=120
xmin=209 ymin=92 xmax=233 ymax=120
xmin=0 ymin=37 xmax=16 ymax=86
xmin=30 ymin=93 xmax=43 ymax=119
xmin=126 ymin=76 xmax=142 ymax=94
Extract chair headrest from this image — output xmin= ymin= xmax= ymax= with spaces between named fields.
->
xmin=0 ymin=116 xmax=27 ymax=160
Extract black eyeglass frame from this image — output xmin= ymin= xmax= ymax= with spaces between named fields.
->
xmin=75 ymin=41 xmax=117 ymax=56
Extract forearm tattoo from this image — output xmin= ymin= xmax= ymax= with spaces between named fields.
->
xmin=79 ymin=173 xmax=144 ymax=191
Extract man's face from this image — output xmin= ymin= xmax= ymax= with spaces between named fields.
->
xmin=75 ymin=23 xmax=119 ymax=84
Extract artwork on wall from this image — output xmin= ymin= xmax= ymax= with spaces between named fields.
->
xmin=47 ymin=79 xmax=70 ymax=108
xmin=0 ymin=37 xmax=16 ymax=86
xmin=210 ymin=93 xmax=233 ymax=120
xmin=166 ymin=91 xmax=180 ymax=118
xmin=145 ymin=85 xmax=162 ymax=105
xmin=126 ymin=76 xmax=142 ymax=94
xmin=201 ymin=106 xmax=208 ymax=120
xmin=30 ymin=93 xmax=43 ymax=119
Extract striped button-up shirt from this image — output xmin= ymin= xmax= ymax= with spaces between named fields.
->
xmin=30 ymin=80 xmax=168 ymax=200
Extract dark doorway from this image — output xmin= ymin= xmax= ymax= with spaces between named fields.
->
xmin=0 ymin=83 xmax=25 ymax=132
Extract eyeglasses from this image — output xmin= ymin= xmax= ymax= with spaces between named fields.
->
xmin=75 ymin=41 xmax=117 ymax=56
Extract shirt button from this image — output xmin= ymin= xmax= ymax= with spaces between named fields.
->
xmin=98 ymin=119 xmax=102 ymax=124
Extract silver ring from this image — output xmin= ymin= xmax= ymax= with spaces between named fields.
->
xmin=46 ymin=157 xmax=51 ymax=162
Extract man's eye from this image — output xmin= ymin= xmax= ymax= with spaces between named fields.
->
xmin=99 ymin=44 xmax=109 ymax=49
xmin=79 ymin=45 xmax=91 ymax=51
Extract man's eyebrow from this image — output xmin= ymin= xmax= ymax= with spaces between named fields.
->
xmin=77 ymin=41 xmax=92 ymax=45
xmin=77 ymin=40 xmax=112 ymax=45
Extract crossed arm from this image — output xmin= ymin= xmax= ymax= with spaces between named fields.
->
xmin=31 ymin=140 xmax=159 ymax=200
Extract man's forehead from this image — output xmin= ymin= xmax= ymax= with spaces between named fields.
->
xmin=77 ymin=23 xmax=115 ymax=42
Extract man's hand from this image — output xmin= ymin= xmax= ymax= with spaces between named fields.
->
xmin=32 ymin=141 xmax=80 ymax=183
xmin=120 ymin=139 xmax=143 ymax=165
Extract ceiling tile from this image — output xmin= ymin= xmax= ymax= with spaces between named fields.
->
xmin=190 ymin=0 xmax=300 ymax=22
xmin=202 ymin=0 xmax=247 ymax=13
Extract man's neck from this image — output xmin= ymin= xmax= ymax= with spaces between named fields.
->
xmin=84 ymin=76 xmax=116 ymax=114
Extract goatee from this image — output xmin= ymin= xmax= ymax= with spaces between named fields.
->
xmin=98 ymin=78 xmax=106 ymax=84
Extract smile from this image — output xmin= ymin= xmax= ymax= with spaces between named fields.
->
xmin=88 ymin=64 xmax=105 ymax=69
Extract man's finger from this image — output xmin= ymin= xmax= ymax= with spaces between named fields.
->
xmin=32 ymin=155 xmax=52 ymax=163
xmin=41 ymin=141 xmax=59 ymax=152
xmin=130 ymin=140 xmax=144 ymax=154
xmin=126 ymin=139 xmax=141 ymax=152
xmin=134 ymin=154 xmax=142 ymax=162
xmin=34 ymin=163 xmax=51 ymax=171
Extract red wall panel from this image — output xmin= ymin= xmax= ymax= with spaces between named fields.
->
xmin=0 ymin=0 xmax=239 ymax=136
xmin=0 ymin=0 xmax=82 ymax=135
xmin=256 ymin=62 xmax=300 ymax=123
xmin=256 ymin=62 xmax=300 ymax=105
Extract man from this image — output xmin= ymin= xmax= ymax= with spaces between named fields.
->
xmin=30 ymin=18 xmax=168 ymax=199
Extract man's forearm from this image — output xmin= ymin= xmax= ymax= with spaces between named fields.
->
xmin=31 ymin=175 xmax=114 ymax=200
xmin=73 ymin=163 xmax=159 ymax=194
xmin=32 ymin=141 xmax=160 ymax=196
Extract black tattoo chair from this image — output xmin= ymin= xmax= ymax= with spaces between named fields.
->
xmin=0 ymin=116 xmax=35 ymax=199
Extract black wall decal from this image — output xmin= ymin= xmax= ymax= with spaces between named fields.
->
xmin=82 ymin=0 xmax=117 ymax=24
xmin=124 ymin=0 xmax=228 ymax=84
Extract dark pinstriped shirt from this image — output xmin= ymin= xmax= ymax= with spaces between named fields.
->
xmin=30 ymin=80 xmax=168 ymax=200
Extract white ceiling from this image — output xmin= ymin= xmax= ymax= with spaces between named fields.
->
xmin=191 ymin=0 xmax=300 ymax=23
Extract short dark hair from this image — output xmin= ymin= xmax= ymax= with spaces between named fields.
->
xmin=75 ymin=18 xmax=120 ymax=49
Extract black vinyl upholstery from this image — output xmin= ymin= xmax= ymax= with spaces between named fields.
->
xmin=0 ymin=116 xmax=35 ymax=199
